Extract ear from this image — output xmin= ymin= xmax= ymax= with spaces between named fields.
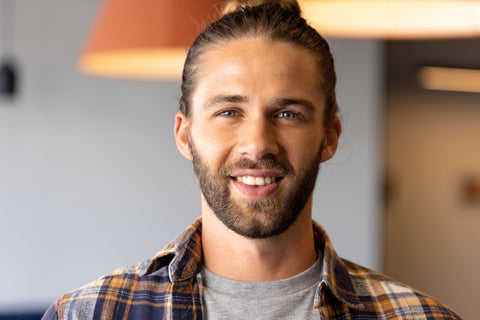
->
xmin=174 ymin=111 xmax=192 ymax=161
xmin=321 ymin=116 xmax=341 ymax=162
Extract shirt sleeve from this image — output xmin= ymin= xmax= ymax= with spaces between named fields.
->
xmin=41 ymin=304 xmax=59 ymax=320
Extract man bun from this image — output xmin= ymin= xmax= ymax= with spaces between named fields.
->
xmin=222 ymin=0 xmax=301 ymax=16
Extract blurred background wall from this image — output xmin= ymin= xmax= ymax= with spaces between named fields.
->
xmin=384 ymin=39 xmax=480 ymax=320
xmin=0 ymin=0 xmax=382 ymax=315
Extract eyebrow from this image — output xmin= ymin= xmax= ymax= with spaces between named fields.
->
xmin=204 ymin=95 xmax=248 ymax=109
xmin=203 ymin=95 xmax=317 ymax=111
xmin=272 ymin=98 xmax=317 ymax=112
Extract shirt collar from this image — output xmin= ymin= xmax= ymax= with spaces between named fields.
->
xmin=312 ymin=221 xmax=364 ymax=310
xmin=142 ymin=217 xmax=203 ymax=282
xmin=142 ymin=217 xmax=364 ymax=310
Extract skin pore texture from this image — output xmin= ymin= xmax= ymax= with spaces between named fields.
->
xmin=175 ymin=37 xmax=341 ymax=282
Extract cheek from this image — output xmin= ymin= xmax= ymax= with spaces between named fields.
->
xmin=285 ymin=124 xmax=319 ymax=140
xmin=190 ymin=124 xmax=233 ymax=164
xmin=281 ymin=131 xmax=323 ymax=165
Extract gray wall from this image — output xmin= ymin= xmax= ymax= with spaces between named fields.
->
xmin=0 ymin=0 xmax=383 ymax=312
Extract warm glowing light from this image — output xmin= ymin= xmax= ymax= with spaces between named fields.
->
xmin=79 ymin=0 xmax=222 ymax=80
xmin=418 ymin=66 xmax=480 ymax=93
xmin=81 ymin=0 xmax=480 ymax=80
xmin=299 ymin=0 xmax=480 ymax=39
xmin=80 ymin=49 xmax=188 ymax=81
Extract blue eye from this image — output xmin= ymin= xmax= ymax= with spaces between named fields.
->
xmin=220 ymin=110 xmax=237 ymax=117
xmin=279 ymin=111 xmax=297 ymax=119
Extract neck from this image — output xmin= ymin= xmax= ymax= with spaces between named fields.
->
xmin=201 ymin=197 xmax=317 ymax=282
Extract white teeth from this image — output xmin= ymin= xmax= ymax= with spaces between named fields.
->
xmin=246 ymin=176 xmax=256 ymax=185
xmin=255 ymin=177 xmax=265 ymax=186
xmin=235 ymin=176 xmax=277 ymax=186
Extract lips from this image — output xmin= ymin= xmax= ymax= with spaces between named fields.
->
xmin=230 ymin=171 xmax=284 ymax=199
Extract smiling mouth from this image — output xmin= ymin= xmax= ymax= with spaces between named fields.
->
xmin=233 ymin=176 xmax=283 ymax=186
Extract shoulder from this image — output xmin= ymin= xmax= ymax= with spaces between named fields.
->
xmin=43 ymin=219 xmax=204 ymax=320
xmin=341 ymin=259 xmax=462 ymax=319
xmin=44 ymin=259 xmax=172 ymax=320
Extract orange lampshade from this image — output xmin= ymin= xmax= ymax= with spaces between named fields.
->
xmin=79 ymin=0 xmax=224 ymax=80
xmin=298 ymin=0 xmax=480 ymax=39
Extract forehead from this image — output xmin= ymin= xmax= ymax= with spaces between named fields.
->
xmin=190 ymin=37 xmax=324 ymax=112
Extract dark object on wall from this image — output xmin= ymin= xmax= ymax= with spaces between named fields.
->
xmin=0 ymin=0 xmax=18 ymax=99
xmin=462 ymin=176 xmax=480 ymax=204
xmin=0 ymin=59 xmax=17 ymax=97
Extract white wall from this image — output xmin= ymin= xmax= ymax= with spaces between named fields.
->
xmin=0 ymin=0 xmax=383 ymax=312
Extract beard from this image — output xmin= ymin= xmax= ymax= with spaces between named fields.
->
xmin=188 ymin=134 xmax=324 ymax=239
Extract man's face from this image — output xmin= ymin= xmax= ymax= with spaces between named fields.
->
xmin=176 ymin=37 xmax=340 ymax=238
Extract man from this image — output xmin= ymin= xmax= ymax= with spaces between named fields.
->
xmin=43 ymin=1 xmax=461 ymax=319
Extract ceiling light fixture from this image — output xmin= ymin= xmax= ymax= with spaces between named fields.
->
xmin=418 ymin=66 xmax=480 ymax=93
xmin=78 ymin=0 xmax=222 ymax=80
xmin=298 ymin=0 xmax=480 ymax=39
xmin=80 ymin=0 xmax=480 ymax=81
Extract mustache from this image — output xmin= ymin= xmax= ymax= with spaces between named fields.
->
xmin=220 ymin=157 xmax=293 ymax=176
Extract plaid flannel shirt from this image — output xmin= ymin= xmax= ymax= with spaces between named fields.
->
xmin=43 ymin=218 xmax=461 ymax=319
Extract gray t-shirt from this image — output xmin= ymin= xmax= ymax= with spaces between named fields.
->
xmin=200 ymin=254 xmax=322 ymax=320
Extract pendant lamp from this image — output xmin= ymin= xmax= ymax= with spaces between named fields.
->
xmin=298 ymin=0 xmax=480 ymax=39
xmin=79 ymin=0 xmax=223 ymax=80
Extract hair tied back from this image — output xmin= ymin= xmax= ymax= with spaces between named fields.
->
xmin=222 ymin=0 xmax=302 ymax=17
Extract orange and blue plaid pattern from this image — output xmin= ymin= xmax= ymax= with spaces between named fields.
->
xmin=43 ymin=218 xmax=461 ymax=319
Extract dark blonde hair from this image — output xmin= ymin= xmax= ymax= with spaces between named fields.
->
xmin=222 ymin=0 xmax=301 ymax=16
xmin=180 ymin=0 xmax=338 ymax=127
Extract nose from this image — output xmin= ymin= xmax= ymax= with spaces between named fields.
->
xmin=236 ymin=118 xmax=280 ymax=160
